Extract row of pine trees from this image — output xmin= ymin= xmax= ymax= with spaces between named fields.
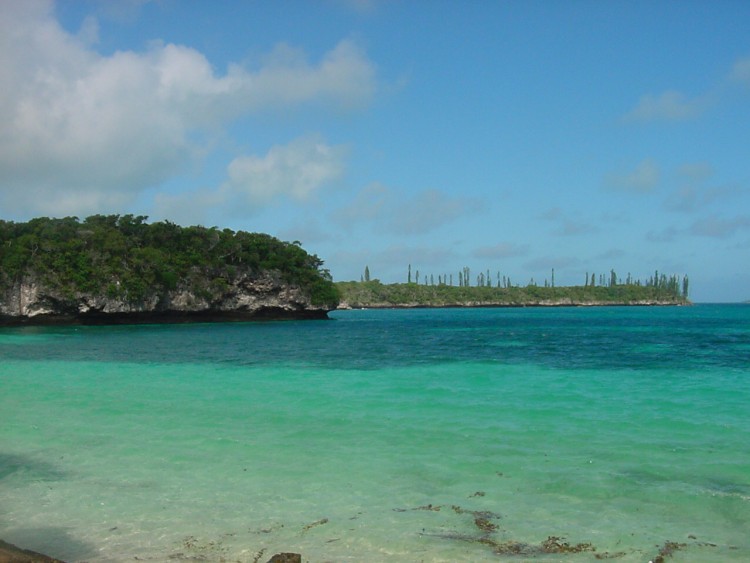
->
xmin=359 ymin=265 xmax=689 ymax=298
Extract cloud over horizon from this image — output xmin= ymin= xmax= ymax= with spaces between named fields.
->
xmin=0 ymin=0 xmax=375 ymax=218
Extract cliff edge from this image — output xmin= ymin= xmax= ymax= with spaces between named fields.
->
xmin=0 ymin=216 xmax=339 ymax=325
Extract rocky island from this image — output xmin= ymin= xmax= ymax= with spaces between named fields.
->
xmin=0 ymin=216 xmax=339 ymax=325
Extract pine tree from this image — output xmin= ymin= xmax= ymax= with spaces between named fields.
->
xmin=364 ymin=265 xmax=370 ymax=282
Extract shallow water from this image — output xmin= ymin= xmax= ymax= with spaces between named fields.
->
xmin=1 ymin=305 xmax=748 ymax=561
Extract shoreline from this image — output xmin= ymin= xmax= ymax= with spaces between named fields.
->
xmin=337 ymin=299 xmax=689 ymax=310
xmin=0 ymin=308 xmax=331 ymax=327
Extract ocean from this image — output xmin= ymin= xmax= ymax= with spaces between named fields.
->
xmin=1 ymin=305 xmax=748 ymax=562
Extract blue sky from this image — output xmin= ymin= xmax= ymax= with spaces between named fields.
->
xmin=1 ymin=1 xmax=749 ymax=301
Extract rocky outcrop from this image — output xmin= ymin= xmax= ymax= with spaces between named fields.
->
xmin=0 ymin=539 xmax=65 ymax=563
xmin=0 ymin=272 xmax=330 ymax=325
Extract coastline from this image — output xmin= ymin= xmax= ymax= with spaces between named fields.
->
xmin=337 ymin=299 xmax=689 ymax=310
xmin=0 ymin=307 xmax=330 ymax=327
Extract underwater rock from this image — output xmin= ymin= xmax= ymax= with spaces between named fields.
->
xmin=266 ymin=554 xmax=302 ymax=563
xmin=0 ymin=539 xmax=65 ymax=563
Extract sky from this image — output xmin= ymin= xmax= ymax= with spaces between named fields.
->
xmin=1 ymin=1 xmax=749 ymax=302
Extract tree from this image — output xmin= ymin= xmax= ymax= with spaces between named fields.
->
xmin=364 ymin=265 xmax=370 ymax=282
xmin=408 ymin=263 xmax=412 ymax=284
xmin=682 ymin=275 xmax=689 ymax=298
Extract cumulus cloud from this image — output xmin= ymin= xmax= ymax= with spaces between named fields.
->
xmin=224 ymin=136 xmax=346 ymax=204
xmin=0 ymin=0 xmax=375 ymax=216
xmin=605 ymin=159 xmax=660 ymax=194
xmin=154 ymin=135 xmax=346 ymax=221
xmin=623 ymin=90 xmax=704 ymax=122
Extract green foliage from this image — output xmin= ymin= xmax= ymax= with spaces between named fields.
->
xmin=0 ymin=215 xmax=338 ymax=309
xmin=336 ymin=279 xmax=689 ymax=308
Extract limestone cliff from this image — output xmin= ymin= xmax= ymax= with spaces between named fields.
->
xmin=0 ymin=216 xmax=339 ymax=325
xmin=0 ymin=271 xmax=330 ymax=325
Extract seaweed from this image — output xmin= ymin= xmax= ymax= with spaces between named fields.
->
xmin=650 ymin=540 xmax=686 ymax=562
xmin=420 ymin=532 xmax=595 ymax=556
xmin=393 ymin=504 xmax=442 ymax=512
xmin=301 ymin=517 xmax=329 ymax=531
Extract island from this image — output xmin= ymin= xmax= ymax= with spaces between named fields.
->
xmin=335 ymin=276 xmax=689 ymax=309
xmin=0 ymin=216 xmax=339 ymax=325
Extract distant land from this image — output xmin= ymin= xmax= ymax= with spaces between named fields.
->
xmin=0 ymin=215 xmax=692 ymax=325
xmin=336 ymin=279 xmax=690 ymax=309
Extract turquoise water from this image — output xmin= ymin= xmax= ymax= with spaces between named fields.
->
xmin=1 ymin=305 xmax=748 ymax=562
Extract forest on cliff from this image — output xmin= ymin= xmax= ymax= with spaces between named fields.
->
xmin=0 ymin=215 xmax=339 ymax=307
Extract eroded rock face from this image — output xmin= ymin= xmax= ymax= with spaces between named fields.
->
xmin=0 ymin=272 xmax=329 ymax=325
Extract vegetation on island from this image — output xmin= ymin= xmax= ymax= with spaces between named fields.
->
xmin=0 ymin=215 xmax=339 ymax=307
xmin=337 ymin=265 xmax=689 ymax=308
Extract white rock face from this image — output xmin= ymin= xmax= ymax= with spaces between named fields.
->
xmin=0 ymin=272 xmax=329 ymax=324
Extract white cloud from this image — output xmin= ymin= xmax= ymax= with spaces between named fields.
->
xmin=623 ymin=90 xmax=704 ymax=122
xmin=0 ymin=0 xmax=375 ymax=217
xmin=155 ymin=135 xmax=347 ymax=221
xmin=224 ymin=136 xmax=346 ymax=205
xmin=605 ymin=159 xmax=660 ymax=194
